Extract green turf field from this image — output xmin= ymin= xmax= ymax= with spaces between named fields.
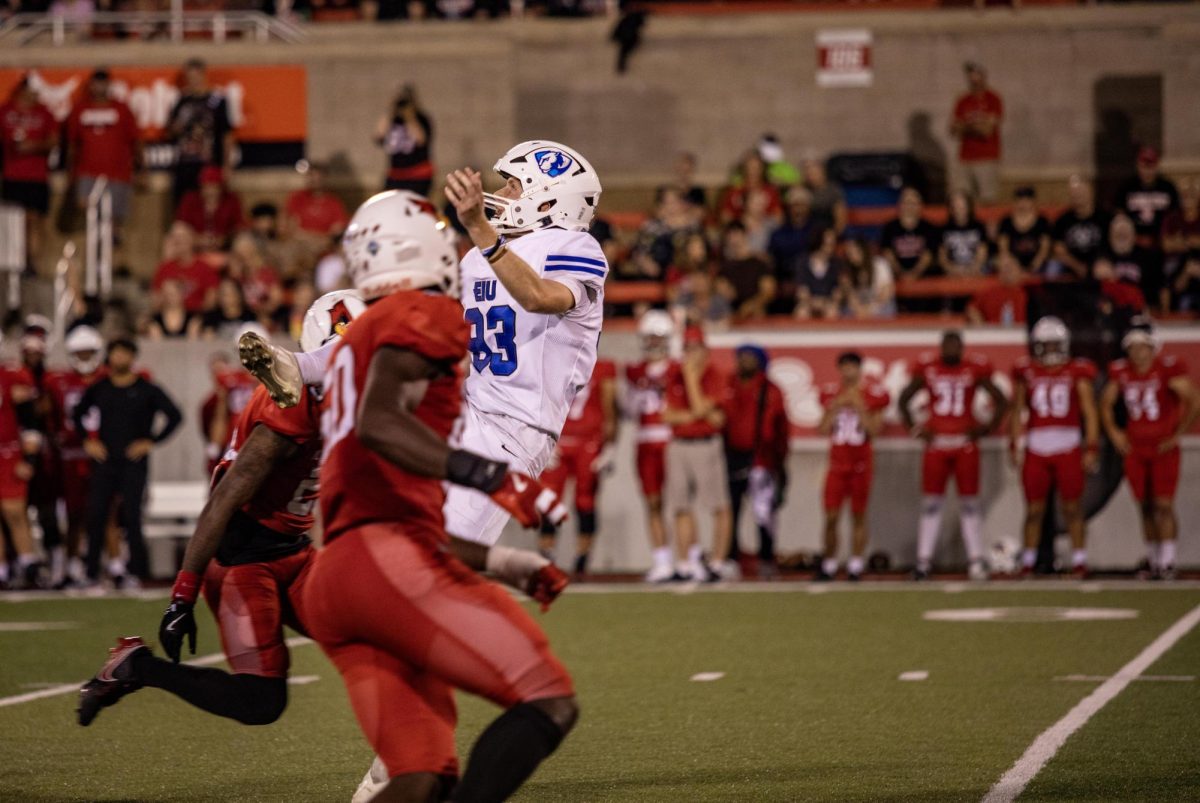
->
xmin=2 ymin=583 xmax=1199 ymax=802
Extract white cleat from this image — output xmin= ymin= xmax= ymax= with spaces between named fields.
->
xmin=644 ymin=564 xmax=675 ymax=584
xmin=351 ymin=756 xmax=389 ymax=803
xmin=968 ymin=559 xmax=990 ymax=582
xmin=239 ymin=331 xmax=303 ymax=408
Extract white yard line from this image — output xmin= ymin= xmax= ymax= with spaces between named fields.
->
xmin=982 ymin=603 xmax=1200 ymax=803
xmin=0 ymin=636 xmax=313 ymax=709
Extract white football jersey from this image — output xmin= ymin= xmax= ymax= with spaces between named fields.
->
xmin=460 ymin=227 xmax=606 ymax=436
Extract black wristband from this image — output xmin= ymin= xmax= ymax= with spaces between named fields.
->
xmin=446 ymin=449 xmax=508 ymax=494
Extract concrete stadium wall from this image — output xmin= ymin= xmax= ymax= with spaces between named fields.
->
xmin=6 ymin=5 xmax=1200 ymax=196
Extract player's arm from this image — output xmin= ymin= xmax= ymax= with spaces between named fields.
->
xmin=445 ymin=168 xmax=576 ymax=315
xmin=600 ymin=374 xmax=619 ymax=444
xmin=975 ymin=375 xmax=1009 ymax=439
xmin=1164 ymin=375 xmax=1200 ymax=453
xmin=159 ymin=425 xmax=300 ymax=662
xmin=863 ymin=405 xmax=885 ymax=437
xmin=1076 ymin=377 xmax=1100 ymax=471
xmin=1098 ymin=380 xmax=1129 ymax=455
xmin=1008 ymin=378 xmax=1026 ymax=464
xmin=816 ymin=394 xmax=839 ymax=436
xmin=897 ymin=375 xmax=926 ymax=437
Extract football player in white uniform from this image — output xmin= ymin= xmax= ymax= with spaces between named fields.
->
xmin=239 ymin=140 xmax=606 ymax=550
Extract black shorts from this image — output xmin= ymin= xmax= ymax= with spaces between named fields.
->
xmin=1 ymin=180 xmax=50 ymax=215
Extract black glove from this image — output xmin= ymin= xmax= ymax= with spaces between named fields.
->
xmin=159 ymin=599 xmax=197 ymax=663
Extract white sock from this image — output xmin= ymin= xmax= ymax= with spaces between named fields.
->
xmin=959 ymin=498 xmax=984 ymax=563
xmin=296 ymin=341 xmax=337 ymax=385
xmin=0 ymin=562 xmax=8 ymax=583
xmin=107 ymin=558 xmax=126 ymax=578
xmin=49 ymin=547 xmax=65 ymax=584
xmin=17 ymin=553 xmax=38 ymax=569
xmin=1160 ymin=540 xmax=1177 ymax=570
xmin=1146 ymin=541 xmax=1161 ymax=571
xmin=68 ymin=556 xmax=84 ymax=580
xmin=822 ymin=557 xmax=838 ymax=576
xmin=1021 ymin=548 xmax=1036 ymax=569
xmin=1071 ymin=549 xmax=1087 ymax=569
xmin=652 ymin=547 xmax=672 ymax=569
xmin=687 ymin=545 xmax=703 ymax=565
xmin=917 ymin=496 xmax=943 ymax=571
xmin=847 ymin=555 xmax=865 ymax=576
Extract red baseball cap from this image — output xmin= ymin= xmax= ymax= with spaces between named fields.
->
xmin=683 ymin=325 xmax=706 ymax=347
xmin=199 ymin=165 xmax=224 ymax=185
xmin=1136 ymin=146 xmax=1160 ymax=167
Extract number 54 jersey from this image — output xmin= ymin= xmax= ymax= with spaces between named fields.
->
xmin=460 ymin=228 xmax=606 ymax=437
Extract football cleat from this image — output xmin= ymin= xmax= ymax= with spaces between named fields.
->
xmin=1160 ymin=566 xmax=1177 ymax=582
xmin=78 ymin=637 xmax=148 ymax=726
xmin=644 ymin=564 xmax=676 ymax=584
xmin=968 ymin=560 xmax=990 ymax=582
xmin=911 ymin=568 xmax=930 ymax=582
xmin=1071 ymin=563 xmax=1090 ymax=580
xmin=239 ymin=331 xmax=302 ymax=409
xmin=351 ymin=756 xmax=389 ymax=803
xmin=847 ymin=571 xmax=862 ymax=583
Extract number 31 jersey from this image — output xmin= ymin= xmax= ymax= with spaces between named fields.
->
xmin=460 ymin=227 xmax=606 ymax=436
xmin=910 ymin=352 xmax=994 ymax=438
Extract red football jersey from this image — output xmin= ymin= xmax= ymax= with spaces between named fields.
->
xmin=819 ymin=381 xmax=890 ymax=467
xmin=911 ymin=352 xmax=995 ymax=437
xmin=44 ymin=369 xmax=103 ymax=456
xmin=1109 ymin=356 xmax=1189 ymax=446
xmin=561 ymin=359 xmax=616 ymax=444
xmin=320 ymin=291 xmax=468 ymax=544
xmin=625 ymin=359 xmax=673 ymax=444
xmin=216 ymin=385 xmax=322 ymax=537
xmin=1013 ymin=357 xmax=1097 ymax=430
xmin=0 ymin=366 xmax=34 ymax=448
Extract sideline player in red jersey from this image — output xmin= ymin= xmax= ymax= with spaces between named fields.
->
xmin=43 ymin=326 xmax=107 ymax=587
xmin=300 ymin=191 xmax=576 ymax=803
xmin=1100 ymin=325 xmax=1199 ymax=580
xmin=539 ymin=357 xmax=618 ymax=577
xmin=817 ymin=351 xmax=889 ymax=581
xmin=899 ymin=330 xmax=1007 ymax=581
xmin=199 ymin=347 xmax=262 ymax=475
xmin=626 ymin=309 xmax=676 ymax=582
xmin=1010 ymin=316 xmax=1100 ymax=577
xmin=0 ymin=348 xmax=40 ymax=589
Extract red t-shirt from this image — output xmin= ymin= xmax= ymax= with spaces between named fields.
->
xmin=286 ymin=189 xmax=349 ymax=236
xmin=44 ymin=368 xmax=102 ymax=457
xmin=65 ymin=99 xmax=139 ymax=182
xmin=215 ymin=385 xmax=323 ymax=537
xmin=719 ymin=184 xmax=782 ymax=222
xmin=1013 ymin=357 xmax=1097 ymax=430
xmin=0 ymin=366 xmax=34 ymax=451
xmin=241 ymin=264 xmax=281 ymax=312
xmin=723 ymin=373 xmax=789 ymax=471
xmin=320 ymin=291 xmax=468 ymax=544
xmin=625 ymin=359 xmax=673 ymax=444
xmin=1108 ymin=356 xmax=1188 ymax=448
xmin=953 ymin=89 xmax=1003 ymax=162
xmin=0 ymin=101 xmax=56 ymax=182
xmin=819 ymin=381 xmax=890 ymax=468
xmin=664 ymin=361 xmax=728 ymax=439
xmin=560 ymin=359 xmax=616 ymax=445
xmin=910 ymin=352 xmax=994 ymax=438
xmin=175 ymin=190 xmax=245 ymax=246
xmin=153 ymin=258 xmax=221 ymax=313
xmin=968 ymin=284 xmax=1027 ymax=324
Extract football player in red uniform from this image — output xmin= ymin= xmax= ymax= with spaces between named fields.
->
xmin=43 ymin=326 xmax=107 ymax=587
xmin=626 ymin=309 xmax=675 ymax=582
xmin=0 ymin=351 xmax=40 ymax=589
xmin=298 ymin=191 xmax=575 ymax=803
xmin=1100 ymin=326 xmax=1199 ymax=580
xmin=539 ymin=357 xmax=618 ymax=577
xmin=1010 ymin=317 xmax=1100 ymax=577
xmin=899 ymin=330 xmax=1007 ymax=580
xmin=199 ymin=349 xmax=262 ymax=476
xmin=817 ymin=351 xmax=890 ymax=581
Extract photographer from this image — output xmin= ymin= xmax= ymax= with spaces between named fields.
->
xmin=374 ymin=84 xmax=434 ymax=196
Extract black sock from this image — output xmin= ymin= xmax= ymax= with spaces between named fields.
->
xmin=757 ymin=526 xmax=776 ymax=562
xmin=451 ymin=703 xmax=565 ymax=803
xmin=132 ymin=652 xmax=287 ymax=725
xmin=573 ymin=552 xmax=588 ymax=575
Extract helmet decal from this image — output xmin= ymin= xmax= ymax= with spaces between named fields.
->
xmin=536 ymin=149 xmax=574 ymax=178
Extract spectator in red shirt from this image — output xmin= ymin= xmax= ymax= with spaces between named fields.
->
xmin=718 ymin=152 xmax=782 ymax=227
xmin=723 ymin=344 xmax=788 ymax=577
xmin=227 ymin=232 xmax=282 ymax=319
xmin=285 ymin=161 xmax=349 ymax=240
xmin=151 ymin=222 xmax=220 ymax=314
xmin=0 ymin=76 xmax=59 ymax=269
xmin=967 ymin=253 xmax=1028 ymax=326
xmin=949 ymin=62 xmax=1003 ymax=202
xmin=175 ymin=165 xmax=244 ymax=252
xmin=662 ymin=326 xmax=733 ymax=581
xmin=64 ymin=68 xmax=141 ymax=237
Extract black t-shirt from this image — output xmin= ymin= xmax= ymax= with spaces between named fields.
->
xmin=795 ymin=255 xmax=842 ymax=298
xmin=939 ymin=220 xmax=988 ymax=270
xmin=168 ymin=91 xmax=232 ymax=167
xmin=768 ymin=220 xmax=815 ymax=283
xmin=998 ymin=215 xmax=1051 ymax=268
xmin=1102 ymin=245 xmax=1164 ymax=305
xmin=1117 ymin=176 xmax=1180 ymax=240
xmin=881 ymin=218 xmax=938 ymax=274
xmin=718 ymin=257 xmax=772 ymax=306
xmin=1052 ymin=209 xmax=1109 ymax=265
xmin=383 ymin=111 xmax=433 ymax=171
xmin=74 ymin=377 xmax=183 ymax=455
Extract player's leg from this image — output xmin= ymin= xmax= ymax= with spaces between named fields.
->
xmin=1020 ymin=453 xmax=1050 ymax=574
xmin=1056 ymin=450 xmax=1088 ymax=575
xmin=846 ymin=464 xmax=872 ymax=580
xmin=83 ymin=460 xmax=119 ymax=583
xmin=571 ymin=442 xmax=601 ymax=576
xmin=536 ymin=450 xmax=569 ymax=561
xmin=915 ymin=448 xmax=948 ymax=578
xmin=955 ymin=445 xmax=987 ymax=580
xmin=61 ymin=460 xmax=90 ymax=586
xmin=666 ymin=441 xmax=703 ymax=579
xmin=698 ymin=438 xmax=734 ymax=578
xmin=820 ymin=469 xmax=845 ymax=579
xmin=747 ymin=466 xmax=779 ymax=576
xmin=0 ymin=498 xmax=36 ymax=584
xmin=638 ymin=444 xmax=673 ymax=582
xmin=1123 ymin=452 xmax=1158 ymax=574
xmin=1151 ymin=447 xmax=1181 ymax=579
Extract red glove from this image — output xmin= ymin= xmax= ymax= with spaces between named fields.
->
xmin=490 ymin=471 xmax=568 ymax=529
xmin=526 ymin=564 xmax=569 ymax=612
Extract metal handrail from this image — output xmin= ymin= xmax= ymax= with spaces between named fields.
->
xmin=85 ymin=176 xmax=113 ymax=300
xmin=54 ymin=241 xmax=77 ymax=346
xmin=0 ymin=10 xmax=305 ymax=45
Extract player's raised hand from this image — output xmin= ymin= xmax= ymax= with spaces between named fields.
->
xmin=444 ymin=168 xmax=487 ymax=230
xmin=527 ymin=564 xmax=570 ymax=612
xmin=490 ymin=472 xmax=568 ymax=529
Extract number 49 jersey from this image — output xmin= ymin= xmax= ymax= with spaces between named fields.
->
xmin=1108 ymin=355 xmax=1188 ymax=447
xmin=460 ymin=227 xmax=606 ymax=436
xmin=1013 ymin=357 xmax=1097 ymax=455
